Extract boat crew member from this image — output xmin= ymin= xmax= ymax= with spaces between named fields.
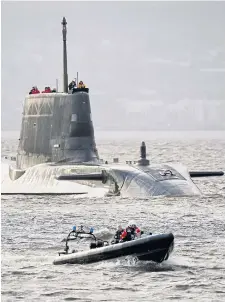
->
xmin=78 ymin=81 xmax=86 ymax=88
xmin=68 ymin=79 xmax=77 ymax=90
xmin=113 ymin=225 xmax=124 ymax=243
xmin=42 ymin=86 xmax=52 ymax=93
xmin=29 ymin=86 xmax=40 ymax=94
xmin=120 ymin=221 xmax=141 ymax=242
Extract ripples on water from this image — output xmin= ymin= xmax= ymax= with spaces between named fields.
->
xmin=1 ymin=132 xmax=225 ymax=301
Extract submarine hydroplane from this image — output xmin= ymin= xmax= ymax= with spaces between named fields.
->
xmin=1 ymin=17 xmax=224 ymax=197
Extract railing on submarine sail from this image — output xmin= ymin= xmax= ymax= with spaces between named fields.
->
xmin=71 ymin=87 xmax=89 ymax=94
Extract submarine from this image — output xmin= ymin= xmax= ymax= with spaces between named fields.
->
xmin=1 ymin=17 xmax=224 ymax=197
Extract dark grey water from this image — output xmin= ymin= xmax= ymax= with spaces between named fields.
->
xmin=1 ymin=131 xmax=225 ymax=301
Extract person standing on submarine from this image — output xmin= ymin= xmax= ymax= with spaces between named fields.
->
xmin=68 ymin=79 xmax=77 ymax=91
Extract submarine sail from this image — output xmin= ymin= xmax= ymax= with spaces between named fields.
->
xmin=16 ymin=17 xmax=99 ymax=171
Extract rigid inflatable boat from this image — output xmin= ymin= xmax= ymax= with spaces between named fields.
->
xmin=53 ymin=226 xmax=174 ymax=265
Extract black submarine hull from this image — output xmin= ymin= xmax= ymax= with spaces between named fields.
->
xmin=53 ymin=233 xmax=174 ymax=265
xmin=3 ymin=159 xmax=223 ymax=196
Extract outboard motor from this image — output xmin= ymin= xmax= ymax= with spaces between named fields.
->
xmin=90 ymin=240 xmax=104 ymax=249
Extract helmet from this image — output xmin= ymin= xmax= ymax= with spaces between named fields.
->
xmin=128 ymin=221 xmax=136 ymax=228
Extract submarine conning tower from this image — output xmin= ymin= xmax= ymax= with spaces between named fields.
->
xmin=137 ymin=142 xmax=150 ymax=166
xmin=16 ymin=17 xmax=99 ymax=170
xmin=16 ymin=90 xmax=99 ymax=170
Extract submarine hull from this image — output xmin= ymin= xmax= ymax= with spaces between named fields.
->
xmin=2 ymin=162 xmax=202 ymax=197
xmin=4 ymin=87 xmax=221 ymax=197
xmin=53 ymin=233 xmax=174 ymax=265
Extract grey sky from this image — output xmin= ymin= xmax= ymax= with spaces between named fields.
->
xmin=1 ymin=1 xmax=225 ymax=130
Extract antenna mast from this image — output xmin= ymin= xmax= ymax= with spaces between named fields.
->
xmin=61 ymin=17 xmax=68 ymax=93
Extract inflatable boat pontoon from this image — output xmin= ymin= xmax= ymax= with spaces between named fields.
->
xmin=53 ymin=226 xmax=174 ymax=265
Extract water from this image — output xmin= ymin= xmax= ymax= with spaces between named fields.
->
xmin=1 ymin=131 xmax=225 ymax=301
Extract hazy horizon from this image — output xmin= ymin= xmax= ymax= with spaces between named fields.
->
xmin=1 ymin=1 xmax=225 ymax=131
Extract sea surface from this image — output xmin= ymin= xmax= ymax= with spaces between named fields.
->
xmin=1 ymin=131 xmax=225 ymax=302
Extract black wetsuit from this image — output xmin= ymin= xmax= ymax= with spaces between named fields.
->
xmin=68 ymin=82 xmax=76 ymax=90
xmin=122 ymin=227 xmax=136 ymax=242
xmin=113 ymin=229 xmax=124 ymax=243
